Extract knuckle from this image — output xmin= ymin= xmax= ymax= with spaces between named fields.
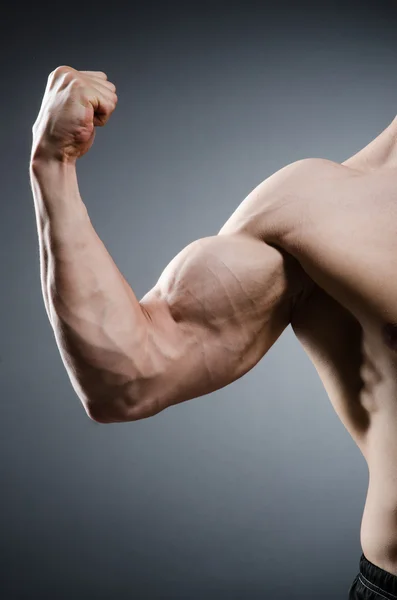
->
xmin=50 ymin=65 xmax=72 ymax=79
xmin=63 ymin=71 xmax=77 ymax=85
xmin=69 ymin=76 xmax=83 ymax=89
xmin=47 ymin=66 xmax=77 ymax=91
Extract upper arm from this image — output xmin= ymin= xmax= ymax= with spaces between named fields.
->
xmin=127 ymin=232 xmax=308 ymax=420
xmin=89 ymin=159 xmax=318 ymax=423
xmin=112 ymin=160 xmax=323 ymax=422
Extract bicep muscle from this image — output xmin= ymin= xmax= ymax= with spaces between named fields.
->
xmin=134 ymin=233 xmax=304 ymax=418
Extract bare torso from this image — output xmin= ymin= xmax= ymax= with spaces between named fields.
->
xmin=255 ymin=159 xmax=397 ymax=574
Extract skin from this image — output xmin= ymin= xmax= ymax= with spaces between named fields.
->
xmin=30 ymin=66 xmax=397 ymax=575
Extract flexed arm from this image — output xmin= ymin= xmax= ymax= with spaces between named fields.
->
xmin=30 ymin=67 xmax=309 ymax=423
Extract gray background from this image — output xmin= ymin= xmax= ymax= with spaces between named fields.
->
xmin=1 ymin=1 xmax=395 ymax=598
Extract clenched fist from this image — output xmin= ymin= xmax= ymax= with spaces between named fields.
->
xmin=32 ymin=66 xmax=118 ymax=163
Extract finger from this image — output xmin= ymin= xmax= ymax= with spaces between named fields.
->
xmin=90 ymin=79 xmax=118 ymax=100
xmin=80 ymin=70 xmax=108 ymax=80
xmin=86 ymin=89 xmax=117 ymax=127
xmin=81 ymin=72 xmax=116 ymax=92
xmin=89 ymin=77 xmax=116 ymax=93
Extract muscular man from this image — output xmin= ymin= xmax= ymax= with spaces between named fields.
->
xmin=30 ymin=66 xmax=397 ymax=598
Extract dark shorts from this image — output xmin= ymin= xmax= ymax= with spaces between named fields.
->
xmin=349 ymin=553 xmax=397 ymax=599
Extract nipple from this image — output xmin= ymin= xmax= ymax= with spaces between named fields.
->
xmin=382 ymin=322 xmax=397 ymax=350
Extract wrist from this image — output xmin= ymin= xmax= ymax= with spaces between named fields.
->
xmin=29 ymin=150 xmax=88 ymax=223
xmin=30 ymin=138 xmax=77 ymax=171
xmin=30 ymin=152 xmax=77 ymax=181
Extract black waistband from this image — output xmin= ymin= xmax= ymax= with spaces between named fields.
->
xmin=359 ymin=553 xmax=397 ymax=599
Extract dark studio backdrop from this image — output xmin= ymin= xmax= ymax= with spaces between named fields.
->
xmin=1 ymin=1 xmax=396 ymax=598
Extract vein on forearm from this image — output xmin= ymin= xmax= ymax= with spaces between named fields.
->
xmin=30 ymin=160 xmax=148 ymax=405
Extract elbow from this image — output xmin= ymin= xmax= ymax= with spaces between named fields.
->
xmin=85 ymin=405 xmax=116 ymax=424
xmin=84 ymin=393 xmax=164 ymax=424
xmin=83 ymin=399 xmax=115 ymax=424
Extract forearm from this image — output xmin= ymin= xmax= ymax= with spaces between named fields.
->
xmin=30 ymin=158 xmax=148 ymax=420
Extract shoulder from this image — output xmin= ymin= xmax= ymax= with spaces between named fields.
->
xmin=219 ymin=157 xmax=355 ymax=243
